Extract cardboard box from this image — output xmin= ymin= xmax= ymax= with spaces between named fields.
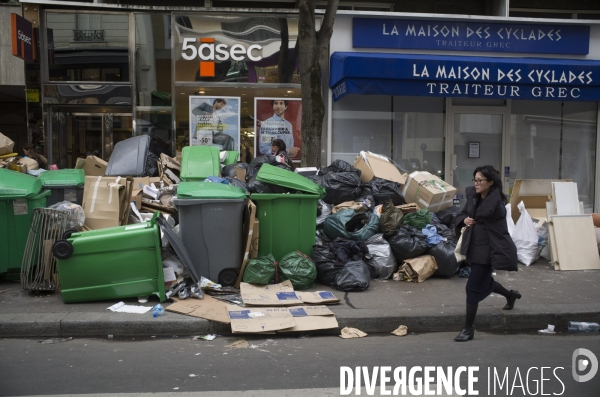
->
xmin=166 ymin=295 xmax=230 ymax=323
xmin=234 ymin=166 xmax=246 ymax=182
xmin=235 ymin=200 xmax=257 ymax=288
xmin=510 ymin=179 xmax=571 ymax=224
xmin=226 ymin=305 xmax=295 ymax=333
xmin=353 ymin=151 xmax=407 ymax=185
xmin=83 ymin=155 xmax=107 ymax=176
xmin=280 ymin=306 xmax=339 ymax=332
xmin=131 ymin=177 xmax=149 ymax=210
xmin=74 ymin=157 xmax=86 ymax=169
xmin=240 ymin=280 xmax=303 ymax=306
xmin=402 ymin=171 xmax=456 ymax=212
xmin=82 ymin=176 xmax=132 ymax=229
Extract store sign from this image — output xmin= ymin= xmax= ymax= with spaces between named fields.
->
xmin=11 ymin=13 xmax=33 ymax=61
xmin=353 ymin=18 xmax=590 ymax=55
xmin=330 ymin=53 xmax=600 ymax=101
xmin=26 ymin=89 xmax=39 ymax=103
xmin=181 ymin=37 xmax=262 ymax=77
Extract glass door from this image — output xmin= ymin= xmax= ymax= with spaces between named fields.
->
xmin=446 ymin=106 xmax=509 ymax=207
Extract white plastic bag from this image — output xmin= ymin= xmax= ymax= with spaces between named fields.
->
xmin=536 ymin=220 xmax=549 ymax=260
xmin=505 ymin=204 xmax=515 ymax=237
xmin=512 ymin=201 xmax=539 ymax=266
xmin=454 ymin=226 xmax=467 ymax=263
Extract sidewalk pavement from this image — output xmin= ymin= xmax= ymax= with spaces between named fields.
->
xmin=1 ymin=259 xmax=599 ymax=338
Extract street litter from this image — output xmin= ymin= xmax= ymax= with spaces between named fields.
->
xmin=166 ymin=294 xmax=230 ymax=323
xmin=107 ymin=301 xmax=152 ymax=314
xmin=193 ymin=334 xmax=217 ymax=341
xmin=538 ymin=325 xmax=556 ymax=335
xmin=40 ymin=337 xmax=73 ymax=344
xmin=224 ymin=339 xmax=249 ymax=348
xmin=340 ymin=327 xmax=367 ymax=339
xmin=391 ymin=325 xmax=408 ymax=336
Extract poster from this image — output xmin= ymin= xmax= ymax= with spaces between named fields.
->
xmin=254 ymin=98 xmax=302 ymax=161
xmin=189 ymin=96 xmax=240 ymax=151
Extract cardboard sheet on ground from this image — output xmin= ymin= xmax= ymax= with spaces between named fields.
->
xmin=280 ymin=306 xmax=339 ymax=332
xmin=166 ymin=295 xmax=230 ymax=324
xmin=295 ymin=291 xmax=340 ymax=304
xmin=240 ymin=280 xmax=303 ymax=306
xmin=227 ymin=305 xmax=295 ymax=333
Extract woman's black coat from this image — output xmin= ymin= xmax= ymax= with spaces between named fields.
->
xmin=455 ymin=186 xmax=518 ymax=271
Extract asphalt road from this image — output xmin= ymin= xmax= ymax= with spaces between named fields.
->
xmin=1 ymin=331 xmax=599 ymax=397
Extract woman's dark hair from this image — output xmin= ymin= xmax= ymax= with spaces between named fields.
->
xmin=271 ymin=138 xmax=286 ymax=152
xmin=23 ymin=143 xmax=48 ymax=169
xmin=473 ymin=165 xmax=507 ymax=204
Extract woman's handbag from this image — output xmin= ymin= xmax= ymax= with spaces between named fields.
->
xmin=454 ymin=227 xmax=467 ymax=263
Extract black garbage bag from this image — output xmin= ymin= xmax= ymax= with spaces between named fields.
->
xmin=327 ymin=237 xmax=369 ymax=267
xmin=143 ymin=152 xmax=159 ymax=177
xmin=247 ymin=174 xmax=289 ymax=194
xmin=365 ymin=234 xmax=398 ymax=280
xmin=311 ymin=243 xmax=370 ymax=292
xmin=379 ymin=200 xmax=404 ymax=236
xmin=428 ymin=240 xmax=459 ymax=277
xmin=435 ymin=223 xmax=454 ymax=243
xmin=321 ymin=159 xmax=361 ymax=176
xmin=244 ymin=163 xmax=258 ymax=183
xmin=221 ymin=164 xmax=237 ymax=178
xmin=225 ymin=177 xmax=250 ymax=194
xmin=386 ymin=225 xmax=429 ymax=262
xmin=363 ymin=178 xmax=406 ymax=206
xmin=279 ymin=250 xmax=317 ymax=290
xmin=312 ymin=172 xmax=362 ymax=205
xmin=323 ymin=209 xmax=380 ymax=241
xmin=250 ymin=154 xmax=279 ymax=170
xmin=435 ymin=206 xmax=460 ymax=230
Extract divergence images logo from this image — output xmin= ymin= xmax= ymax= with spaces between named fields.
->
xmin=181 ymin=37 xmax=262 ymax=77
xmin=572 ymin=348 xmax=598 ymax=382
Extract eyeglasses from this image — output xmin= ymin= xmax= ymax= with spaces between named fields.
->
xmin=472 ymin=179 xmax=488 ymax=185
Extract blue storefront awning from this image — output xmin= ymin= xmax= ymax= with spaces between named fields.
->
xmin=330 ymin=52 xmax=600 ymax=102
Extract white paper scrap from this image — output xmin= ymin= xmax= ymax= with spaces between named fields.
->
xmin=247 ymin=312 xmax=265 ymax=318
xmin=107 ymin=301 xmax=152 ymax=314
xmin=163 ymin=267 xmax=177 ymax=282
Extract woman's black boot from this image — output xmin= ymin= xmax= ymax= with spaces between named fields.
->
xmin=503 ymin=290 xmax=522 ymax=310
xmin=454 ymin=328 xmax=474 ymax=342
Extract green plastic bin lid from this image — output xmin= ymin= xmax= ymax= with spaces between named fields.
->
xmin=180 ymin=146 xmax=220 ymax=180
xmin=39 ymin=169 xmax=85 ymax=187
xmin=0 ymin=168 xmax=43 ymax=198
xmin=223 ymin=151 xmax=239 ymax=165
xmin=177 ymin=181 xmax=248 ymax=199
xmin=256 ymin=164 xmax=325 ymax=197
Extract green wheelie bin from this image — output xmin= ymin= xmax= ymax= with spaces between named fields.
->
xmin=39 ymin=169 xmax=85 ymax=206
xmin=53 ymin=213 xmax=167 ymax=303
xmin=0 ymin=169 xmax=50 ymax=280
xmin=180 ymin=146 xmax=220 ymax=181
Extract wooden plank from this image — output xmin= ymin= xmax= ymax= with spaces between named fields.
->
xmin=551 ymin=215 xmax=600 ymax=271
xmin=552 ymin=182 xmax=580 ymax=215
xmin=547 ymin=221 xmax=560 ymax=271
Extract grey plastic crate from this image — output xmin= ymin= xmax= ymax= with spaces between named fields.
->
xmin=173 ymin=198 xmax=247 ymax=286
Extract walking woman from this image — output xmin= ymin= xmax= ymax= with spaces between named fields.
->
xmin=454 ymin=165 xmax=520 ymax=342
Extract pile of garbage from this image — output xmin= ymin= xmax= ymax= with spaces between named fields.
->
xmin=307 ymin=155 xmax=461 ymax=292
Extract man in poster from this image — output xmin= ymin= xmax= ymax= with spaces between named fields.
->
xmin=258 ymin=100 xmax=299 ymax=158
xmin=190 ymin=97 xmax=238 ymax=151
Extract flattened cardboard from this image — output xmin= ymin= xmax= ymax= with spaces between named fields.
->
xmin=235 ymin=200 xmax=257 ymax=288
xmin=240 ymin=280 xmax=303 ymax=306
xmin=234 ymin=166 xmax=247 ymax=182
xmin=166 ymin=295 xmax=230 ymax=323
xmin=131 ymin=177 xmax=149 ymax=210
xmin=403 ymin=171 xmax=456 ymax=212
xmin=510 ymin=179 xmax=571 ymax=224
xmin=83 ymin=155 xmax=108 ymax=177
xmin=296 ymin=290 xmax=340 ymax=304
xmin=227 ymin=305 xmax=295 ymax=333
xmin=280 ymin=305 xmax=339 ymax=332
xmin=75 ymin=157 xmax=86 ymax=169
xmin=354 ymin=151 xmax=407 ymax=184
xmin=550 ymin=215 xmax=600 ymax=271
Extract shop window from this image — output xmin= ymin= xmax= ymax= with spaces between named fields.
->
xmin=332 ymin=95 xmax=445 ymax=175
xmin=46 ymin=12 xmax=129 ymax=82
xmin=510 ymin=100 xmax=597 ymax=211
xmin=174 ymin=86 xmax=301 ymax=162
xmin=136 ymin=109 xmax=174 ymax=157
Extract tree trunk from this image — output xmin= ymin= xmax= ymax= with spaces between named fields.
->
xmin=298 ymin=0 xmax=338 ymax=168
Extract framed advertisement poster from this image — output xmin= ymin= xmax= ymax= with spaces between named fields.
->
xmin=189 ymin=96 xmax=240 ymax=152
xmin=254 ymin=98 xmax=302 ymax=161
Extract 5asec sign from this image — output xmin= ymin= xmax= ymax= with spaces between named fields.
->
xmin=353 ymin=18 xmax=590 ymax=55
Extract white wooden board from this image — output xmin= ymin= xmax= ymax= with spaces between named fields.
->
xmin=552 ymin=182 xmax=580 ymax=215
xmin=551 ymin=215 xmax=600 ymax=271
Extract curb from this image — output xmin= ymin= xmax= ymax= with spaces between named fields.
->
xmin=1 ymin=304 xmax=599 ymax=337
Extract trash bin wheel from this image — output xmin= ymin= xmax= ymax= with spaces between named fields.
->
xmin=218 ymin=269 xmax=238 ymax=287
xmin=53 ymin=240 xmax=74 ymax=259
xmin=62 ymin=229 xmax=79 ymax=240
